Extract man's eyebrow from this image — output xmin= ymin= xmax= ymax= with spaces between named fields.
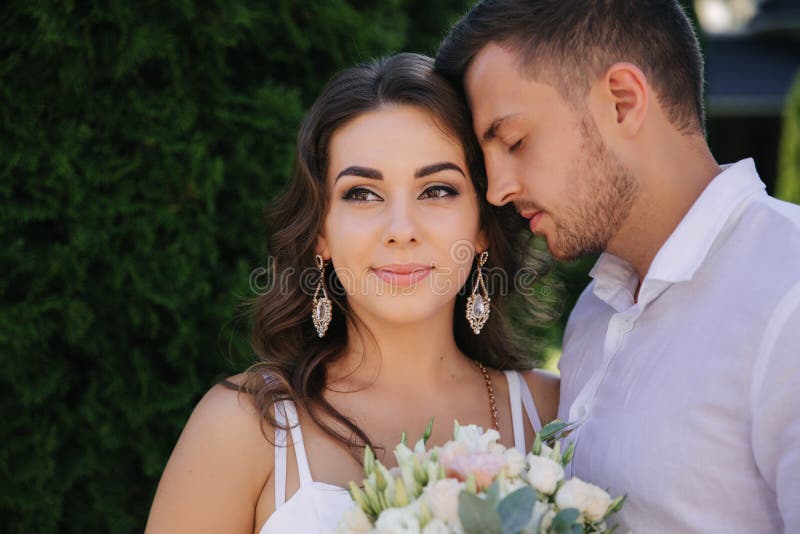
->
xmin=335 ymin=166 xmax=382 ymax=181
xmin=415 ymin=162 xmax=466 ymax=179
xmin=482 ymin=115 xmax=514 ymax=143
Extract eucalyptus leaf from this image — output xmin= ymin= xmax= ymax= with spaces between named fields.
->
xmin=538 ymin=420 xmax=569 ymax=443
xmin=497 ymin=486 xmax=536 ymax=534
xmin=551 ymin=508 xmax=581 ymax=534
xmin=458 ymin=491 xmax=503 ymax=534
xmin=485 ymin=480 xmax=502 ymax=507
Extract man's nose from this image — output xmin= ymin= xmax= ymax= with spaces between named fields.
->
xmin=485 ymin=154 xmax=522 ymax=206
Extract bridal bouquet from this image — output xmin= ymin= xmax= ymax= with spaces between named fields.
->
xmin=337 ymin=421 xmax=625 ymax=534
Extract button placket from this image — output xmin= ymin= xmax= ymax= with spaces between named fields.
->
xmin=567 ymin=309 xmax=637 ymax=423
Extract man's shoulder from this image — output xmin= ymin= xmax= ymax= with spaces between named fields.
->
xmin=725 ymin=194 xmax=800 ymax=273
xmin=756 ymin=194 xmax=800 ymax=227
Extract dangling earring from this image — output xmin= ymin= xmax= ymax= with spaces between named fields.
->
xmin=466 ymin=250 xmax=491 ymax=335
xmin=312 ymin=254 xmax=332 ymax=337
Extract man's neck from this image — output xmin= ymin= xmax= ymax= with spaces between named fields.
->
xmin=607 ymin=144 xmax=722 ymax=296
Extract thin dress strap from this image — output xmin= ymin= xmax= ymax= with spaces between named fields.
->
xmin=273 ymin=401 xmax=289 ymax=508
xmin=519 ymin=375 xmax=542 ymax=433
xmin=273 ymin=400 xmax=314 ymax=510
xmin=283 ymin=401 xmax=314 ymax=486
xmin=504 ymin=370 xmax=526 ymax=454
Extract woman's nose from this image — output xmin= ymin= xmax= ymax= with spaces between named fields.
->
xmin=382 ymin=199 xmax=419 ymax=246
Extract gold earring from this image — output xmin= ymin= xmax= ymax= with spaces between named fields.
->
xmin=466 ymin=251 xmax=491 ymax=335
xmin=312 ymin=254 xmax=332 ymax=337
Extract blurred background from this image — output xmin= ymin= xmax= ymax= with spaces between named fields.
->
xmin=2 ymin=0 xmax=798 ymax=531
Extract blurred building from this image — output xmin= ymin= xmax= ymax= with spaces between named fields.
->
xmin=697 ymin=0 xmax=800 ymax=190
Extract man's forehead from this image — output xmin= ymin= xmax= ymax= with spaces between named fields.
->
xmin=465 ymin=45 xmax=526 ymax=135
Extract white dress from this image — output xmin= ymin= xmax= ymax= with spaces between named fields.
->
xmin=259 ymin=370 xmax=543 ymax=533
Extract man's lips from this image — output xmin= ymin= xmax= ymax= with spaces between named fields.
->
xmin=371 ymin=264 xmax=433 ymax=287
xmin=520 ymin=210 xmax=545 ymax=232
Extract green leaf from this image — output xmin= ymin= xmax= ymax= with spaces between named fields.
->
xmin=562 ymin=442 xmax=576 ymax=465
xmin=497 ymin=486 xmax=536 ymax=534
xmin=423 ymin=417 xmax=434 ymax=444
xmin=551 ymin=508 xmax=581 ymax=534
xmin=604 ymin=494 xmax=627 ymax=519
xmin=458 ymin=491 xmax=503 ymax=534
xmin=538 ymin=420 xmax=569 ymax=443
xmin=484 ymin=480 xmax=502 ymax=507
xmin=364 ymin=446 xmax=376 ymax=476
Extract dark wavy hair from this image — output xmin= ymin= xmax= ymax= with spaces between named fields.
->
xmin=237 ymin=53 xmax=556 ymax=457
xmin=436 ymin=0 xmax=705 ymax=134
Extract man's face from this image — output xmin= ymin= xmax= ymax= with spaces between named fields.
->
xmin=465 ymin=43 xmax=638 ymax=261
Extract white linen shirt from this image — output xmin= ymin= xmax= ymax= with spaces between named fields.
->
xmin=558 ymin=159 xmax=800 ymax=533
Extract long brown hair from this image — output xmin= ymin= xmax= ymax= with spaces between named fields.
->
xmin=239 ymin=53 xmax=556 ymax=457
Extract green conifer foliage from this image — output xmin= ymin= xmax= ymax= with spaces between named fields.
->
xmin=777 ymin=72 xmax=800 ymax=205
xmin=0 ymin=1 xmax=474 ymax=531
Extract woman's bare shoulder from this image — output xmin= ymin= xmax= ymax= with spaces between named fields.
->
xmin=145 ymin=373 xmax=273 ymax=533
xmin=521 ymin=368 xmax=560 ymax=426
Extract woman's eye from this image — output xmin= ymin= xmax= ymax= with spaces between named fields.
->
xmin=342 ymin=187 xmax=382 ymax=202
xmin=418 ymin=185 xmax=458 ymax=200
xmin=508 ymin=138 xmax=523 ymax=153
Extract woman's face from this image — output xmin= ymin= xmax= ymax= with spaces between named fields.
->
xmin=318 ymin=104 xmax=486 ymax=326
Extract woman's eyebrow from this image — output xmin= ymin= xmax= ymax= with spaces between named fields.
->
xmin=335 ymin=166 xmax=382 ymax=181
xmin=415 ymin=162 xmax=466 ymax=179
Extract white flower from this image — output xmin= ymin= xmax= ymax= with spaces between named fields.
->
xmin=555 ymin=478 xmax=611 ymax=521
xmin=526 ymin=455 xmax=564 ymax=495
xmin=375 ymin=503 xmax=422 ymax=534
xmin=421 ymin=518 xmax=450 ymax=534
xmin=525 ymin=500 xmax=555 ymax=534
xmin=503 ymin=448 xmax=526 ymax=478
xmin=423 ymin=478 xmax=464 ymax=524
xmin=338 ymin=505 xmax=374 ymax=534
xmin=539 ymin=508 xmax=557 ymax=533
xmin=489 ymin=442 xmax=506 ymax=455
xmin=583 ymin=484 xmax=613 ymax=522
xmin=453 ymin=423 xmax=501 ymax=452
xmin=498 ymin=476 xmax=527 ymax=499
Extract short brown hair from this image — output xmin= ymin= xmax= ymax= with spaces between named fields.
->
xmin=436 ymin=0 xmax=705 ymax=134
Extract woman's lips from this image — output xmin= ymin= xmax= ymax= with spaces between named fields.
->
xmin=371 ymin=264 xmax=432 ymax=287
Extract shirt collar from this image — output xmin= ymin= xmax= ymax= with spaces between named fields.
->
xmin=590 ymin=158 xmax=766 ymax=307
xmin=645 ymin=158 xmax=765 ymax=283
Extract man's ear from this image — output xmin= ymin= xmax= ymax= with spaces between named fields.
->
xmin=598 ymin=62 xmax=648 ymax=138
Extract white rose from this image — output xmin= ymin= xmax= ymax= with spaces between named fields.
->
xmin=421 ymin=518 xmax=450 ymax=534
xmin=375 ymin=503 xmax=421 ymax=534
xmin=554 ymin=478 xmax=612 ymax=522
xmin=490 ymin=442 xmax=506 ymax=455
xmin=453 ymin=423 xmax=500 ymax=452
xmin=503 ymin=448 xmax=526 ymax=478
xmin=583 ymin=484 xmax=613 ymax=522
xmin=526 ymin=455 xmax=565 ymax=495
xmin=338 ymin=505 xmax=374 ymax=534
xmin=423 ymin=478 xmax=464 ymax=524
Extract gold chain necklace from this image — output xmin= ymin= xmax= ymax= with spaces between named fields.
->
xmin=476 ymin=361 xmax=499 ymax=432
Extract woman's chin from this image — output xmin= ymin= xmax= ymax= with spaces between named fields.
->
xmin=352 ymin=297 xmax=453 ymax=328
